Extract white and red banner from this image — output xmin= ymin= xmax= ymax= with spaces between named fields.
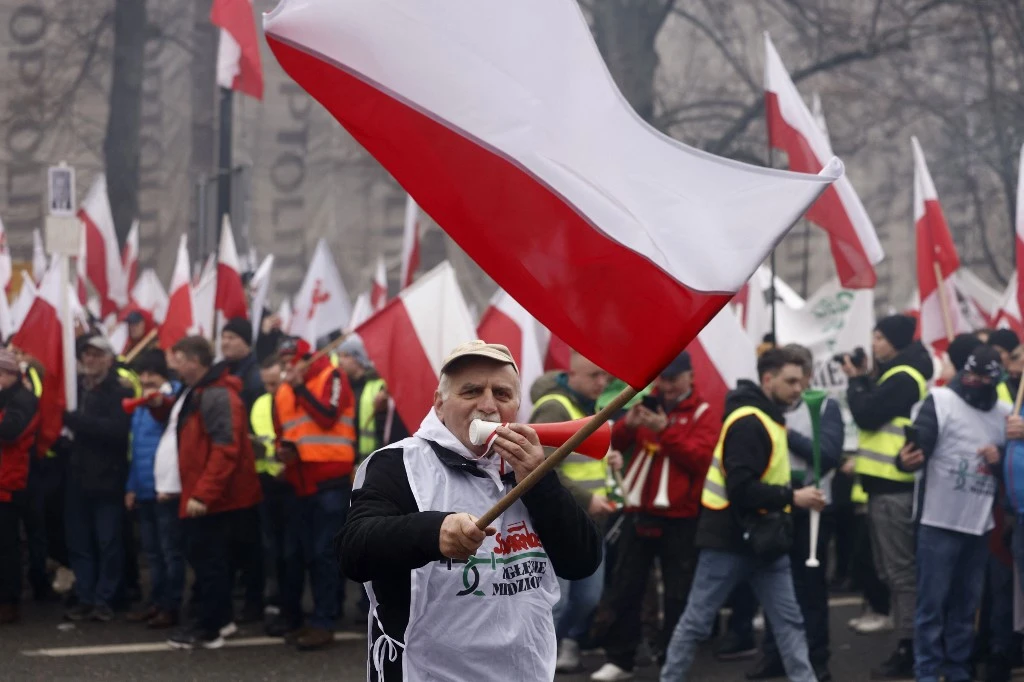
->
xmin=122 ymin=219 xmax=139 ymax=292
xmin=160 ymin=235 xmax=195 ymax=349
xmin=913 ymin=136 xmax=966 ymax=353
xmin=477 ymin=288 xmax=553 ymax=422
xmin=371 ymin=255 xmax=388 ymax=311
xmin=78 ymin=174 xmax=128 ymax=317
xmin=291 ymin=238 xmax=351 ymax=346
xmin=215 ymin=216 xmax=248 ymax=321
xmin=265 ymin=1 xmax=839 ymax=389
xmin=212 ymin=0 xmax=264 ymax=99
xmin=401 ymin=194 xmax=420 ymax=290
xmin=131 ymin=268 xmax=170 ymax=324
xmin=357 ymin=261 xmax=476 ymax=431
xmin=764 ymin=33 xmax=883 ymax=289
xmin=685 ymin=306 xmax=757 ymax=425
xmin=31 ymin=229 xmax=46 ymax=285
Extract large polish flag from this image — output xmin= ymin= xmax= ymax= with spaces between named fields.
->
xmin=913 ymin=136 xmax=966 ymax=353
xmin=371 ymin=255 xmax=388 ymax=312
xmin=686 ymin=305 xmax=758 ymax=425
xmin=31 ymin=229 xmax=46 ymax=285
xmin=400 ymin=195 xmax=420 ymax=290
xmin=212 ymin=0 xmax=264 ymax=99
xmin=356 ymin=261 xmax=476 ymax=431
xmin=477 ymin=289 xmax=553 ymax=422
xmin=12 ymin=263 xmax=74 ymax=455
xmin=265 ymin=0 xmax=840 ymax=389
xmin=160 ymin=235 xmax=196 ymax=349
xmin=215 ymin=216 xmax=248 ymax=320
xmin=78 ymin=174 xmax=128 ymax=316
xmin=122 ymin=219 xmax=139 ymax=292
xmin=764 ymin=34 xmax=883 ymax=289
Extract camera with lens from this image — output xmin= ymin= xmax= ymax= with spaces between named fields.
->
xmin=832 ymin=347 xmax=866 ymax=368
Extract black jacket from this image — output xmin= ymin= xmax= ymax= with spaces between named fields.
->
xmin=847 ymin=341 xmax=934 ymax=496
xmin=227 ymin=352 xmax=263 ymax=413
xmin=337 ymin=443 xmax=602 ymax=678
xmin=64 ymin=371 xmax=134 ymax=498
xmin=695 ymin=380 xmax=793 ymax=553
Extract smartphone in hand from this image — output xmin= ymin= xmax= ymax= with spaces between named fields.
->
xmin=903 ymin=425 xmax=920 ymax=448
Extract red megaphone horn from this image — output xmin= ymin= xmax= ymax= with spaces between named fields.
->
xmin=121 ymin=393 xmax=158 ymax=414
xmin=469 ymin=418 xmax=611 ymax=460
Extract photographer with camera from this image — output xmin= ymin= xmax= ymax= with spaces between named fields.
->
xmin=842 ymin=314 xmax=933 ymax=680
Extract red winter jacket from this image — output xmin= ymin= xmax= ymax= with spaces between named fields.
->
xmin=170 ymin=364 xmax=263 ymax=518
xmin=0 ymin=381 xmax=40 ymax=502
xmin=613 ymin=389 xmax=719 ymax=519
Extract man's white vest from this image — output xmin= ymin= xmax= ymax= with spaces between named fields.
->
xmin=355 ymin=413 xmax=559 ymax=681
xmin=919 ymin=387 xmax=1008 ymax=536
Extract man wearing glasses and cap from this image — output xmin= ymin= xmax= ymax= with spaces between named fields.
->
xmin=338 ymin=340 xmax=602 ymax=681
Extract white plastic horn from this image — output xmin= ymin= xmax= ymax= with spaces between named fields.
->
xmin=652 ymin=458 xmax=671 ymax=509
xmin=805 ymin=509 xmax=821 ymax=568
xmin=469 ymin=419 xmax=504 ymax=446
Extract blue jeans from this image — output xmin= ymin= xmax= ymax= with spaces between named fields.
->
xmin=65 ymin=483 xmax=123 ymax=608
xmin=136 ymin=499 xmax=185 ymax=612
xmin=660 ymin=549 xmax=815 ymax=682
xmin=553 ymin=552 xmax=605 ymax=640
xmin=914 ymin=525 xmax=988 ymax=682
xmin=283 ymin=484 xmax=349 ymax=629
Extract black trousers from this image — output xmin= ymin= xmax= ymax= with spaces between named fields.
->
xmin=761 ymin=509 xmax=834 ymax=668
xmin=603 ymin=515 xmax=698 ymax=670
xmin=229 ymin=504 xmax=264 ymax=610
xmin=0 ymin=497 xmax=23 ymax=604
xmin=184 ymin=511 xmax=234 ymax=634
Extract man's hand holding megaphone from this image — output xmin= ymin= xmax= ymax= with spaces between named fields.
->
xmin=489 ymin=423 xmax=545 ymax=484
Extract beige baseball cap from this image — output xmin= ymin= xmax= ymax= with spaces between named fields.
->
xmin=440 ymin=340 xmax=519 ymax=375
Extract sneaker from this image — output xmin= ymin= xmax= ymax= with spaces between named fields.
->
xmin=751 ymin=614 xmax=765 ymax=632
xmin=870 ymin=641 xmax=914 ymax=680
xmin=555 ymin=639 xmax=581 ymax=673
xmin=167 ymin=625 xmax=225 ymax=650
xmin=745 ymin=656 xmax=785 ymax=680
xmin=219 ymin=622 xmax=238 ymax=638
xmin=853 ymin=613 xmax=894 ymax=635
xmin=295 ymin=627 xmax=335 ymax=651
xmin=64 ymin=603 xmax=92 ymax=622
xmin=713 ymin=632 xmax=758 ymax=661
xmin=90 ymin=605 xmax=114 ymax=622
xmin=590 ymin=663 xmax=634 ymax=681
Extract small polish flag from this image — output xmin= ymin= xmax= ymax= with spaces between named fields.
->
xmin=371 ymin=255 xmax=388 ymax=312
xmin=212 ymin=0 xmax=263 ymax=99
xmin=78 ymin=174 xmax=128 ymax=317
xmin=215 ymin=216 xmax=248 ymax=321
xmin=122 ymin=219 xmax=140 ymax=292
xmin=160 ymin=235 xmax=196 ymax=349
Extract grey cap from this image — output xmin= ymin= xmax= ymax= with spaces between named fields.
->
xmin=338 ymin=334 xmax=374 ymax=370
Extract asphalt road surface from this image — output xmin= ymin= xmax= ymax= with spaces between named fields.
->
xmin=2 ymin=590 xmax=1019 ymax=681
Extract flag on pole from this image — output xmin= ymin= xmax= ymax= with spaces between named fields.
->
xmin=122 ymin=219 xmax=139 ymax=292
xmin=477 ymin=289 xmax=553 ymax=422
xmin=31 ymin=229 xmax=46 ymax=285
xmin=400 ymin=195 xmax=421 ymax=290
xmin=265 ymin=1 xmax=841 ymax=388
xmin=212 ymin=0 xmax=264 ymax=99
xmin=78 ymin=174 xmax=128 ymax=316
xmin=764 ymin=33 xmax=883 ymax=289
xmin=291 ymin=239 xmax=352 ymax=346
xmin=160 ymin=235 xmax=195 ymax=349
xmin=131 ymin=268 xmax=170 ymax=324
xmin=371 ymin=255 xmax=388 ymax=312
xmin=913 ymin=136 xmax=965 ymax=353
xmin=686 ymin=305 xmax=758 ymax=425
xmin=952 ymin=269 xmax=1000 ymax=330
xmin=356 ymin=262 xmax=476 ymax=431
xmin=249 ymin=254 xmax=274 ymax=344
xmin=11 ymin=263 xmax=70 ymax=453
xmin=215 ymin=216 xmax=248 ymax=321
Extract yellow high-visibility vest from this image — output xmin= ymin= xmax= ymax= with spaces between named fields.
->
xmin=998 ymin=381 xmax=1013 ymax=407
xmin=702 ymin=406 xmax=790 ymax=511
xmin=250 ymin=393 xmax=284 ymax=477
xmin=358 ymin=378 xmax=386 ymax=460
xmin=854 ymin=365 xmax=927 ymax=484
xmin=533 ymin=393 xmax=607 ymax=496
xmin=117 ymin=367 xmax=142 ymax=398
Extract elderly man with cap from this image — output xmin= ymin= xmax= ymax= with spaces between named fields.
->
xmin=0 ymin=348 xmax=39 ymax=624
xmin=63 ymin=334 xmax=134 ymax=623
xmin=592 ymin=350 xmax=720 ymax=682
xmin=339 ymin=340 xmax=602 ymax=681
xmin=896 ymin=345 xmax=1009 ymax=682
xmin=841 ymin=313 xmax=934 ymax=680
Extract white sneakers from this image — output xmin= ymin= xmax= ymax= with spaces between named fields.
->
xmin=556 ymin=639 xmax=581 ymax=673
xmin=848 ymin=610 xmax=894 ymax=634
xmin=590 ymin=662 xmax=635 ymax=681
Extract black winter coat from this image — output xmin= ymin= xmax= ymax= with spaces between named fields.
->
xmin=64 ymin=371 xmax=133 ymax=498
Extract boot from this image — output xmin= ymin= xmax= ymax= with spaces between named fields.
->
xmin=0 ymin=604 xmax=19 ymax=624
xmin=296 ymin=626 xmax=335 ymax=651
xmin=555 ymin=639 xmax=581 ymax=673
xmin=870 ymin=639 xmax=914 ymax=680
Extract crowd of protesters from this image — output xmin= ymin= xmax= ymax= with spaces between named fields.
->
xmin=3 ymin=308 xmax=1024 ymax=682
